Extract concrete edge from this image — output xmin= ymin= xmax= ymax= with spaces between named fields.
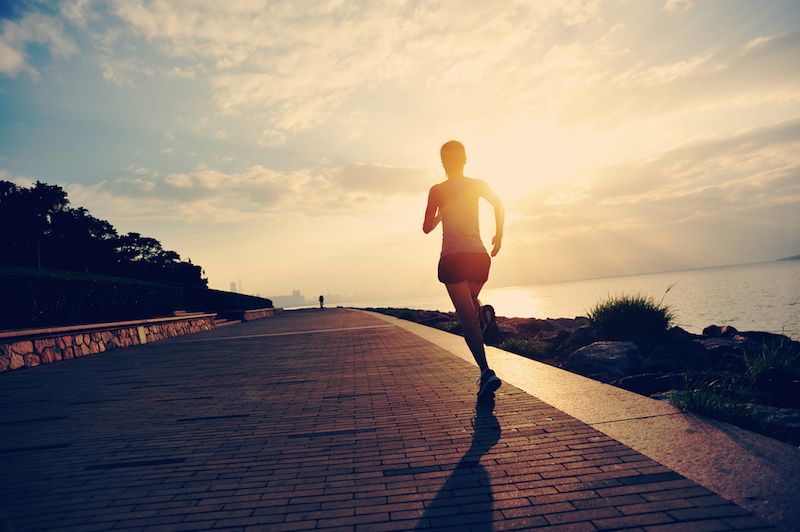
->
xmin=356 ymin=309 xmax=800 ymax=531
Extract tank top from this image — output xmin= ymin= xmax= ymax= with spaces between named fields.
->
xmin=439 ymin=178 xmax=487 ymax=257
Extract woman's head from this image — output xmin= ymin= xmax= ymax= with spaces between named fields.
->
xmin=440 ymin=140 xmax=466 ymax=176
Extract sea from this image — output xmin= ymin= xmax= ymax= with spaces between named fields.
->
xmin=338 ymin=260 xmax=800 ymax=337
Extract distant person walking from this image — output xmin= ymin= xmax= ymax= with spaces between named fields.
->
xmin=319 ymin=295 xmax=324 ymax=309
xmin=423 ymin=140 xmax=505 ymax=400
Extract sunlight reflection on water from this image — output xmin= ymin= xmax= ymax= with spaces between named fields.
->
xmin=343 ymin=261 xmax=799 ymax=336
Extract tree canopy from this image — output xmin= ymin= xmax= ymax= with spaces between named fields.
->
xmin=0 ymin=180 xmax=207 ymax=287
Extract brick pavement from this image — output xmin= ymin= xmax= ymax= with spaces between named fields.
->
xmin=0 ymin=309 xmax=773 ymax=531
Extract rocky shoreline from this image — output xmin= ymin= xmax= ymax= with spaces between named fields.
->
xmin=365 ymin=307 xmax=800 ymax=446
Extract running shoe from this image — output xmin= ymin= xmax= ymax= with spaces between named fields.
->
xmin=477 ymin=369 xmax=501 ymax=400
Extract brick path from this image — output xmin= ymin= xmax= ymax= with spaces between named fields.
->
xmin=0 ymin=309 xmax=772 ymax=531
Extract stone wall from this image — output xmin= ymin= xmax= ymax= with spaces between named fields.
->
xmin=0 ymin=315 xmax=216 ymax=373
xmin=242 ymin=307 xmax=281 ymax=321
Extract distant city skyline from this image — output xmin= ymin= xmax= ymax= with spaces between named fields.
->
xmin=2 ymin=1 xmax=799 ymax=298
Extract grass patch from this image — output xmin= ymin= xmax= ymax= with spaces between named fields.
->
xmin=437 ymin=321 xmax=462 ymax=333
xmin=499 ymin=337 xmax=545 ymax=359
xmin=743 ymin=339 xmax=800 ymax=390
xmin=588 ymin=292 xmax=674 ymax=340
xmin=670 ymin=340 xmax=800 ymax=445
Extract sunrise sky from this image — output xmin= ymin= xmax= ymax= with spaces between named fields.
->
xmin=1 ymin=0 xmax=799 ymax=300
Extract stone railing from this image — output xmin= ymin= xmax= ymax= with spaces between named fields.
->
xmin=0 ymin=313 xmax=216 ymax=373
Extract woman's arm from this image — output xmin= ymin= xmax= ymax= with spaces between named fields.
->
xmin=480 ymin=181 xmax=505 ymax=256
xmin=422 ymin=186 xmax=441 ymax=234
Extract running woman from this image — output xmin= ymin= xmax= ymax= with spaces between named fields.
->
xmin=423 ymin=140 xmax=505 ymax=400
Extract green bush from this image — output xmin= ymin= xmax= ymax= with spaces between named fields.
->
xmin=499 ymin=337 xmax=545 ymax=359
xmin=588 ymin=293 xmax=673 ymax=339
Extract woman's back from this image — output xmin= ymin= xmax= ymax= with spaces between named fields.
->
xmin=438 ymin=177 xmax=486 ymax=256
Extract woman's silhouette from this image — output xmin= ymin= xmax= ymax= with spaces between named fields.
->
xmin=423 ymin=140 xmax=505 ymax=400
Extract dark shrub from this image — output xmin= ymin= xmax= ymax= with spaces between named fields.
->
xmin=588 ymin=293 xmax=673 ymax=340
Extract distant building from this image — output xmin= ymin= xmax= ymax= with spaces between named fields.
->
xmin=229 ymin=281 xmax=237 ymax=293
xmin=269 ymin=289 xmax=306 ymax=307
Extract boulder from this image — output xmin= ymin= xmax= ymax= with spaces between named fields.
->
xmin=737 ymin=331 xmax=794 ymax=351
xmin=565 ymin=341 xmax=640 ymax=383
xmin=642 ymin=340 xmax=709 ymax=373
xmin=703 ymin=325 xmax=722 ymax=337
xmin=720 ymin=325 xmax=739 ymax=336
xmin=667 ymin=326 xmax=701 ymax=342
xmin=699 ymin=335 xmax=759 ymax=358
xmin=558 ymin=327 xmax=599 ymax=358
xmin=616 ymin=373 xmax=684 ymax=396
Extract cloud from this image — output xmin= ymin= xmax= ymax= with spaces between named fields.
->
xmin=109 ymin=1 xmax=606 ymax=130
xmin=0 ymin=13 xmax=77 ymax=79
xmin=330 ymin=163 xmax=433 ymax=196
xmin=663 ymin=0 xmax=693 ymax=12
xmin=507 ymin=117 xmax=800 ymax=274
xmin=65 ymin=160 xmax=432 ymax=224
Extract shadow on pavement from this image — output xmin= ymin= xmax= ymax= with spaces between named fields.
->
xmin=417 ymin=398 xmax=501 ymax=530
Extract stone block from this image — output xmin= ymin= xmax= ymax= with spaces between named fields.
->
xmin=24 ymin=353 xmax=41 ymax=367
xmin=62 ymin=346 xmax=74 ymax=359
xmin=40 ymin=347 xmax=57 ymax=364
xmin=9 ymin=353 xmax=24 ymax=369
xmin=9 ymin=340 xmax=34 ymax=356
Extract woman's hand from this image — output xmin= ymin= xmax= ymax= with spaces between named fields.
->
xmin=491 ymin=234 xmax=502 ymax=257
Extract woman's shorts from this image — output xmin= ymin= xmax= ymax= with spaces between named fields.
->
xmin=438 ymin=252 xmax=491 ymax=284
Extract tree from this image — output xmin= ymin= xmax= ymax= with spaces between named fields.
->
xmin=0 ymin=180 xmax=208 ymax=287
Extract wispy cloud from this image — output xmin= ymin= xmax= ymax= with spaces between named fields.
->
xmin=0 ymin=13 xmax=76 ymax=79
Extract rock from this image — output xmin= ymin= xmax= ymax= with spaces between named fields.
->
xmin=699 ymin=335 xmax=759 ymax=359
xmin=9 ymin=353 xmax=24 ymax=369
xmin=539 ymin=329 xmax=570 ymax=345
xmin=23 ymin=354 xmax=41 ymax=367
xmin=558 ymin=327 xmax=599 ymax=358
xmin=667 ymin=326 xmax=700 ymax=342
xmin=642 ymin=340 xmax=709 ymax=373
xmin=703 ymin=325 xmax=722 ymax=336
xmin=620 ymin=332 xmax=666 ymax=357
xmin=720 ymin=325 xmax=739 ymax=336
xmin=616 ymin=373 xmax=684 ymax=396
xmin=737 ymin=331 xmax=794 ymax=350
xmin=650 ymin=390 xmax=680 ymax=401
xmin=9 ymin=340 xmax=34 ymax=356
xmin=749 ymin=405 xmax=800 ymax=443
xmin=0 ymin=348 xmax=10 ymax=372
xmin=565 ymin=341 xmax=640 ymax=383
xmin=40 ymin=347 xmax=57 ymax=364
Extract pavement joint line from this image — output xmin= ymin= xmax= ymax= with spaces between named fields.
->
xmin=0 ymin=443 xmax=72 ymax=454
xmin=288 ymin=427 xmax=378 ymax=439
xmin=85 ymin=458 xmax=187 ymax=470
xmin=177 ymin=324 xmax=395 ymax=342
xmin=177 ymin=413 xmax=250 ymax=423
xmin=588 ymin=412 xmax=686 ymax=426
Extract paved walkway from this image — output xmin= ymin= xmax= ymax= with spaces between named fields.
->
xmin=0 ymin=309 xmax=773 ymax=531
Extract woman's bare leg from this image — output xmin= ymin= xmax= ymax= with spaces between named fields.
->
xmin=469 ymin=281 xmax=485 ymax=326
xmin=446 ymin=281 xmax=489 ymax=372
